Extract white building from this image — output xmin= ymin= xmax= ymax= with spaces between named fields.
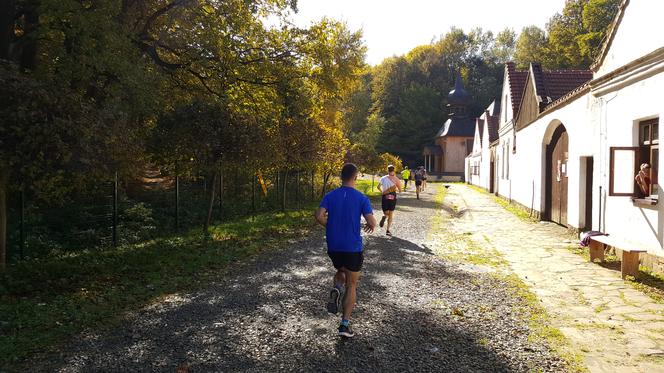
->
xmin=486 ymin=0 xmax=664 ymax=269
xmin=466 ymin=100 xmax=500 ymax=190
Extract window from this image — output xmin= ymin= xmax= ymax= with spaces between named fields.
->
xmin=639 ymin=119 xmax=659 ymax=196
xmin=609 ymin=118 xmax=659 ymax=197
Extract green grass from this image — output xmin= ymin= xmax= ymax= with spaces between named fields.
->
xmin=467 ymin=184 xmax=539 ymax=223
xmin=0 ymin=205 xmax=318 ymax=369
xmin=355 ymin=178 xmax=382 ymax=198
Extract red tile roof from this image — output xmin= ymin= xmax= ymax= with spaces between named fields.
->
xmin=486 ymin=114 xmax=500 ymax=143
xmin=477 ymin=118 xmax=485 ymax=145
xmin=541 ymin=70 xmax=594 ymax=104
xmin=506 ymin=62 xmax=528 ymax=117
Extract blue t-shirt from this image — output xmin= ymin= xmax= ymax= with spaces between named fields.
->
xmin=320 ymin=186 xmax=373 ymax=253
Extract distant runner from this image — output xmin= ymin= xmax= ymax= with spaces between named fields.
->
xmin=414 ymin=167 xmax=424 ymax=200
xmin=377 ymin=165 xmax=402 ymax=236
xmin=422 ymin=168 xmax=428 ymax=191
xmin=401 ymin=166 xmax=411 ymax=190
xmin=316 ymin=163 xmax=376 ymax=338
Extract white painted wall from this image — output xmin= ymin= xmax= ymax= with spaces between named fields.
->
xmin=595 ymin=1 xmax=664 ymax=76
xmin=507 ymin=96 xmax=593 ymax=228
xmin=593 ymin=70 xmax=664 ymax=252
xmin=495 ymin=68 xmax=517 ymax=198
xmin=488 ymin=1 xmax=664 ymax=256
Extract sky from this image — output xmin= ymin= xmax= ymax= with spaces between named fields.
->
xmin=288 ymin=0 xmax=566 ymax=65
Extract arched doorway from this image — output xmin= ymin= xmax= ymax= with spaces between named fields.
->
xmin=545 ymin=125 xmax=568 ymax=226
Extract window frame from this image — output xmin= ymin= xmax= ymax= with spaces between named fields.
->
xmin=639 ymin=119 xmax=659 ymax=196
xmin=609 ymin=146 xmax=639 ymax=197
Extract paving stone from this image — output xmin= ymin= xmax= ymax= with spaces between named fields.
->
xmin=444 ymin=184 xmax=664 ymax=373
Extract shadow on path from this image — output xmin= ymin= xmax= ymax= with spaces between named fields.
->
xmin=36 ymin=185 xmax=564 ymax=372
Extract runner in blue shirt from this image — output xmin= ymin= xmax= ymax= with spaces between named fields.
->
xmin=315 ymin=163 xmax=376 ymax=338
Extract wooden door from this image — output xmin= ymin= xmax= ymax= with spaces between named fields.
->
xmin=549 ymin=128 xmax=568 ymax=225
xmin=584 ymin=157 xmax=593 ymax=230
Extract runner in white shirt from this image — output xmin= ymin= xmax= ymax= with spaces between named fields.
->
xmin=377 ymin=165 xmax=402 ymax=236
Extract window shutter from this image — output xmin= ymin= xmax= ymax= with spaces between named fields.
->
xmin=609 ymin=147 xmax=639 ymax=196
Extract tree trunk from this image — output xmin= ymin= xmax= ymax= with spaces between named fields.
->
xmin=321 ymin=173 xmax=330 ymax=198
xmin=281 ymin=170 xmax=288 ymax=211
xmin=20 ymin=8 xmax=38 ymax=69
xmin=276 ymin=171 xmax=280 ymax=203
xmin=0 ymin=0 xmax=15 ymax=60
xmin=204 ymin=171 xmax=218 ymax=233
xmin=0 ymin=173 xmax=7 ymax=270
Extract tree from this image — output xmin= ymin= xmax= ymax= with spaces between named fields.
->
xmin=491 ymin=28 xmax=517 ymax=64
xmin=578 ymin=0 xmax=621 ymax=61
xmin=0 ymin=62 xmax=94 ymax=268
xmin=514 ymin=26 xmax=550 ymax=68
xmin=547 ymin=0 xmax=588 ymax=68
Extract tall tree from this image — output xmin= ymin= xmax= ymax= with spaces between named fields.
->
xmin=514 ymin=25 xmax=550 ymax=68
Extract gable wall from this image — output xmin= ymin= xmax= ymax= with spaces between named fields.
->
xmin=596 ymin=1 xmax=664 ymax=76
xmin=515 ymin=76 xmax=539 ymax=131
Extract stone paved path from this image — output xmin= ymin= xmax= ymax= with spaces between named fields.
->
xmin=31 ymin=184 xmax=568 ymax=372
xmin=444 ymin=184 xmax=664 ymax=373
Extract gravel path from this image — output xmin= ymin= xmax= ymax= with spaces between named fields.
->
xmin=34 ymin=184 xmax=567 ymax=372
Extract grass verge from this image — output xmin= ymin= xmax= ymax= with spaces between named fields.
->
xmin=356 ymin=177 xmax=382 ymax=199
xmin=0 ymin=205 xmax=317 ymax=370
xmin=466 ymin=184 xmax=539 ymax=223
xmin=432 ymin=184 xmax=587 ymax=372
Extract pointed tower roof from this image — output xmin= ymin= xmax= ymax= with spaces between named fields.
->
xmin=447 ymin=74 xmax=470 ymax=106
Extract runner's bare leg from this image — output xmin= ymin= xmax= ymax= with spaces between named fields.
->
xmin=342 ymin=269 xmax=360 ymax=320
xmin=334 ymin=269 xmax=346 ymax=288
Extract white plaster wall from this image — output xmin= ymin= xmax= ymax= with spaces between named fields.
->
xmin=506 ymin=95 xmax=593 ymax=229
xmin=594 ymin=71 xmax=664 ymax=252
xmin=479 ymin=133 xmax=492 ymax=190
xmin=466 ymin=154 xmax=481 ymax=186
xmin=496 ymin=127 xmax=514 ymax=199
xmin=596 ymin=1 xmax=664 ymax=76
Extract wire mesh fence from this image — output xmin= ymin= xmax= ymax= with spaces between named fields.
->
xmin=6 ymin=168 xmax=335 ymax=263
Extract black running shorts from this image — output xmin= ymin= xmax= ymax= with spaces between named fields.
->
xmin=328 ymin=251 xmax=364 ymax=272
xmin=381 ymin=192 xmax=397 ymax=211
xmin=415 ymin=180 xmax=423 ymax=187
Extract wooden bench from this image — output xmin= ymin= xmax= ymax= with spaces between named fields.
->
xmin=588 ymin=235 xmax=647 ymax=279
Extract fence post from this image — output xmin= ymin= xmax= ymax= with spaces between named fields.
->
xmin=19 ymin=188 xmax=24 ymax=259
xmin=295 ymin=170 xmax=300 ymax=206
xmin=175 ymin=174 xmax=180 ymax=230
xmin=218 ymin=170 xmax=223 ymax=219
xmin=311 ymin=170 xmax=315 ymax=201
xmin=251 ymin=172 xmax=256 ymax=212
xmin=281 ymin=170 xmax=287 ymax=211
xmin=112 ymin=172 xmax=118 ymax=247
